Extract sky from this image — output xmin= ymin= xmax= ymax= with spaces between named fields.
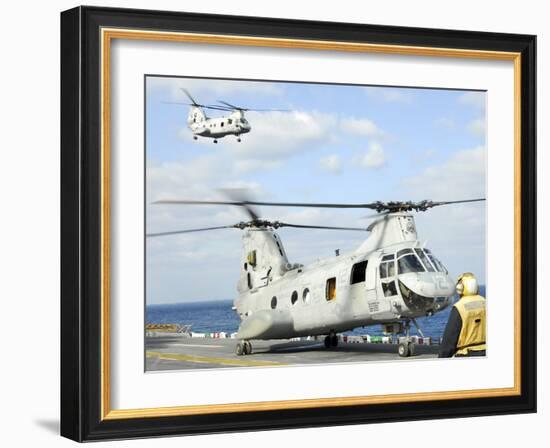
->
xmin=145 ymin=76 xmax=486 ymax=305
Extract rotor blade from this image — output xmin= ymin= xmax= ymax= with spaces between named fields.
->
xmin=218 ymin=188 xmax=261 ymax=221
xmin=277 ymin=222 xmax=367 ymax=232
xmin=163 ymin=101 xmax=229 ymax=111
xmin=181 ymin=88 xmax=198 ymax=105
xmin=429 ymin=198 xmax=486 ymax=207
xmin=153 ymin=199 xmax=381 ymax=209
xmin=218 ymin=100 xmax=243 ymax=110
xmin=146 ymin=224 xmax=236 ymax=238
xmin=216 ymin=100 xmax=288 ymax=112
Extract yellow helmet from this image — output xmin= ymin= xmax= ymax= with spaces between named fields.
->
xmin=456 ymin=272 xmax=479 ymax=296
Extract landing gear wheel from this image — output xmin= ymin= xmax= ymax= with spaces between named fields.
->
xmin=324 ymin=336 xmax=331 ymax=349
xmin=243 ymin=341 xmax=252 ymax=355
xmin=330 ymin=335 xmax=338 ymax=347
xmin=398 ymin=342 xmax=411 ymax=357
xmin=236 ymin=341 xmax=245 ymax=356
xmin=408 ymin=342 xmax=415 ymax=357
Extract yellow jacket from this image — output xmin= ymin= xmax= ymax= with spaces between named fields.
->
xmin=453 ymin=294 xmax=486 ymax=355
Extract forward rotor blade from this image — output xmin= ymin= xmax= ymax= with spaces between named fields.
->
xmin=277 ymin=222 xmax=367 ymax=232
xmin=153 ymin=199 xmax=380 ymax=209
xmin=429 ymin=198 xmax=486 ymax=207
xmin=146 ymin=225 xmax=236 ymax=238
xmin=163 ymin=101 xmax=230 ymax=111
xmin=181 ymin=88 xmax=198 ymax=105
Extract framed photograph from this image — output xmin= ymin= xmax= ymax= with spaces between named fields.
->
xmin=61 ymin=6 xmax=536 ymax=441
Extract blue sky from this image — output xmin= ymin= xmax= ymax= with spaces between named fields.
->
xmin=146 ymin=76 xmax=486 ymax=304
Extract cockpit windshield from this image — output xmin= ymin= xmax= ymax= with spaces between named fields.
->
xmin=424 ymin=249 xmax=447 ymax=273
xmin=389 ymin=247 xmax=448 ymax=275
xmin=398 ymin=254 xmax=425 ymax=274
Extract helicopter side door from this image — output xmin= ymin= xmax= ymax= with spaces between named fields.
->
xmin=369 ymin=253 xmax=398 ymax=320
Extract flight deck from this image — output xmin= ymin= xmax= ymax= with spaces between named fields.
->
xmin=145 ymin=335 xmax=439 ymax=371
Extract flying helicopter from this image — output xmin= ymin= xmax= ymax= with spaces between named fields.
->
xmin=148 ymin=196 xmax=485 ymax=358
xmin=165 ymin=89 xmax=287 ymax=144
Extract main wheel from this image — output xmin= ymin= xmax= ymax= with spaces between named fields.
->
xmin=324 ymin=336 xmax=331 ymax=349
xmin=244 ymin=341 xmax=252 ymax=355
xmin=398 ymin=342 xmax=410 ymax=357
xmin=236 ymin=342 xmax=244 ymax=356
xmin=330 ymin=334 xmax=338 ymax=347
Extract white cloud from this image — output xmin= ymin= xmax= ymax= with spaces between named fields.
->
xmin=458 ymin=91 xmax=486 ymax=109
xmin=403 ymin=146 xmax=485 ymax=199
xmin=467 ymin=118 xmax=486 ymax=136
xmin=341 ymin=117 xmax=384 ymax=137
xmin=400 ymin=146 xmax=486 ymax=283
xmin=319 ymin=154 xmax=342 ymax=174
xmin=356 ymin=142 xmax=385 ymax=169
xmin=147 ymin=76 xmax=283 ymax=103
xmin=434 ymin=117 xmax=456 ymax=129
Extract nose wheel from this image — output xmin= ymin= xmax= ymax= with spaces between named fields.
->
xmin=324 ymin=331 xmax=338 ymax=348
xmin=397 ymin=319 xmax=420 ymax=357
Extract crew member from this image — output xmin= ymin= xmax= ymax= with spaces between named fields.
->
xmin=439 ymin=272 xmax=486 ymax=358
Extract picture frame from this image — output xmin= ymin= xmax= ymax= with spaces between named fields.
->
xmin=60 ymin=5 xmax=536 ymax=441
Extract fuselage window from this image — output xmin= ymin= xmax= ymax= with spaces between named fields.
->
xmin=303 ymin=288 xmax=311 ymax=303
xmin=247 ymin=272 xmax=253 ymax=289
xmin=326 ymin=277 xmax=337 ymax=301
xmin=291 ymin=290 xmax=298 ymax=305
xmin=228 ymin=118 xmax=233 ymax=124
xmin=382 ymin=280 xmax=398 ymax=297
xmin=398 ymin=254 xmax=425 ymax=274
xmin=271 ymin=296 xmax=277 ymax=309
xmin=221 ymin=122 xmax=224 ymax=127
xmin=414 ymin=248 xmax=435 ymax=272
xmin=350 ymin=260 xmax=368 ymax=284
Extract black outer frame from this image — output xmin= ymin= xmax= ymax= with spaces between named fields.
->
xmin=60 ymin=5 xmax=537 ymax=442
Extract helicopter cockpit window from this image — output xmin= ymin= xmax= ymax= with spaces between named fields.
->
xmin=398 ymin=254 xmax=425 ymax=274
xmin=397 ymin=248 xmax=414 ymax=258
xmin=424 ymin=249 xmax=448 ymax=273
xmin=414 ymin=248 xmax=435 ymax=272
xmin=228 ymin=118 xmax=233 ymax=124
xmin=382 ymin=254 xmax=394 ymax=261
xmin=350 ymin=260 xmax=368 ymax=284
xmin=379 ymin=261 xmax=395 ymax=279
xmin=382 ymin=280 xmax=398 ymax=297
xmin=241 ymin=118 xmax=248 ymax=124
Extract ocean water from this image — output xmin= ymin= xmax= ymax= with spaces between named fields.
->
xmin=146 ymin=286 xmax=485 ymax=339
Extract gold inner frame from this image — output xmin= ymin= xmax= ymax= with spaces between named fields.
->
xmin=100 ymin=28 xmax=522 ymax=420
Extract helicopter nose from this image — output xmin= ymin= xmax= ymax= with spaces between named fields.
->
xmin=416 ymin=274 xmax=454 ymax=297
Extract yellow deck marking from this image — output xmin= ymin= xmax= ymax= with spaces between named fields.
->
xmin=146 ymin=351 xmax=287 ymax=367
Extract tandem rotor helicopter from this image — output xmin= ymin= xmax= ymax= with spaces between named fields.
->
xmin=166 ymin=89 xmax=287 ymax=144
xmin=148 ymin=195 xmax=485 ymax=358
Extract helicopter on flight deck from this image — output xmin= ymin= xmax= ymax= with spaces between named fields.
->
xmin=148 ymin=195 xmax=485 ymax=358
xmin=165 ymin=89 xmax=287 ymax=144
